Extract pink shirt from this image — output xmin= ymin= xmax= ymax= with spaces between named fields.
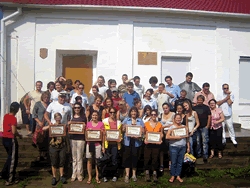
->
xmin=86 ymin=121 xmax=104 ymax=146
xmin=193 ymin=90 xmax=215 ymax=106
xmin=210 ymin=108 xmax=223 ymax=130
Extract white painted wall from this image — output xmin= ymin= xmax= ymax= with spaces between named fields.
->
xmin=2 ymin=9 xmax=250 ymax=126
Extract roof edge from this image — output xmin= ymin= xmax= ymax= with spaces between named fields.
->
xmin=1 ymin=2 xmax=250 ymax=19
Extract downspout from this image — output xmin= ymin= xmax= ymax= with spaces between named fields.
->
xmin=0 ymin=7 xmax=22 ymax=131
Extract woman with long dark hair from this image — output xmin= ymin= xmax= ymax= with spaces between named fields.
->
xmin=102 ymin=97 xmax=113 ymax=119
xmin=86 ymin=94 xmax=104 ymax=122
xmin=68 ymin=102 xmax=87 ymax=182
xmin=142 ymin=105 xmax=152 ymax=123
xmin=133 ymin=98 xmax=143 ymax=118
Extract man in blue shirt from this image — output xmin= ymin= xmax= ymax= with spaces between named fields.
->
xmin=123 ymin=82 xmax=140 ymax=108
xmin=165 ymin=76 xmax=181 ymax=111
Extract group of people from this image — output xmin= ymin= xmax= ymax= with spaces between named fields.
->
xmin=1 ymin=72 xmax=237 ymax=186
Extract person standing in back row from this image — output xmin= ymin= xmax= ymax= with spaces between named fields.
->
xmin=90 ymin=76 xmax=108 ymax=99
xmin=24 ymin=81 xmax=43 ymax=136
xmin=123 ymin=82 xmax=140 ymax=108
xmin=193 ymin=83 xmax=214 ymax=106
xmin=133 ymin=76 xmax=145 ymax=99
xmin=164 ymin=76 xmax=180 ymax=111
xmin=217 ymin=84 xmax=237 ymax=147
xmin=178 ymin=72 xmax=201 ymax=101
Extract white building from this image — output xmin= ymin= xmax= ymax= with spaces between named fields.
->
xmin=1 ymin=0 xmax=250 ymax=129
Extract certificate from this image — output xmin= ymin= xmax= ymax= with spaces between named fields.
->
xmin=49 ymin=124 xmax=66 ymax=137
xmin=125 ymin=125 xmax=142 ymax=137
xmin=86 ymin=129 xmax=102 ymax=141
xmin=68 ymin=122 xmax=85 ymax=134
xmin=146 ymin=132 xmax=162 ymax=144
xmin=105 ymin=129 xmax=121 ymax=142
xmin=172 ymin=127 xmax=187 ymax=137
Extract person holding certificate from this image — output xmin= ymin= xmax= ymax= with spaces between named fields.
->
xmin=209 ymin=99 xmax=225 ymax=159
xmin=102 ymin=107 xmax=122 ymax=182
xmin=158 ymin=103 xmax=175 ymax=172
xmin=122 ymin=107 xmax=145 ymax=183
xmin=166 ymin=114 xmax=190 ymax=183
xmin=86 ymin=111 xmax=105 ymax=184
xmin=44 ymin=113 xmax=67 ymax=185
xmin=68 ymin=102 xmax=87 ymax=182
xmin=144 ymin=109 xmax=163 ymax=182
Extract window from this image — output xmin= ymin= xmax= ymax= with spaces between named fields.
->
xmin=239 ymin=57 xmax=250 ymax=103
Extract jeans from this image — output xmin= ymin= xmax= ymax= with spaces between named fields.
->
xmin=169 ymin=145 xmax=186 ymax=176
xmin=189 ymin=133 xmax=196 ymax=156
xmin=196 ymin=127 xmax=209 ymax=158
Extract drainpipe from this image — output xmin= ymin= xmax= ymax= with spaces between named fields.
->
xmin=0 ymin=7 xmax=22 ymax=131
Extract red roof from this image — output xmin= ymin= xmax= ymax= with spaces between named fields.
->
xmin=1 ymin=0 xmax=250 ymax=14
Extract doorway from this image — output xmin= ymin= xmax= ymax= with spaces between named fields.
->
xmin=62 ymin=55 xmax=93 ymax=97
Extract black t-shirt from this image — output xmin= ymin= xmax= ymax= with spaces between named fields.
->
xmin=193 ymin=104 xmax=211 ymax=128
xmin=69 ymin=115 xmax=87 ymax=140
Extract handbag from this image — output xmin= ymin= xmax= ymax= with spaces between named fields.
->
xmin=96 ymin=151 xmax=113 ymax=168
xmin=184 ymin=153 xmax=196 ymax=163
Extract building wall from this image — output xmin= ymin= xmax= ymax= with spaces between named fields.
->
xmin=2 ymin=9 xmax=250 ymax=125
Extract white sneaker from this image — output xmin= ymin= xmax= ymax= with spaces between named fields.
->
xmin=232 ymin=139 xmax=237 ymax=145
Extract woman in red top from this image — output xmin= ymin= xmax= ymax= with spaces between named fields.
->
xmin=209 ymin=99 xmax=225 ymax=159
xmin=1 ymin=102 xmax=22 ymax=186
xmin=144 ymin=109 xmax=163 ymax=182
xmin=102 ymin=97 xmax=113 ymax=119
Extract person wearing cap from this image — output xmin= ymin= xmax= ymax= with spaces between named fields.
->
xmin=70 ymin=83 xmax=88 ymax=112
xmin=1 ymin=102 xmax=22 ymax=186
xmin=44 ymin=92 xmax=72 ymax=125
xmin=111 ymin=87 xmax=123 ymax=110
xmin=23 ymin=81 xmax=43 ymax=136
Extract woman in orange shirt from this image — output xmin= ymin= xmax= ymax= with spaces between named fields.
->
xmin=144 ymin=109 xmax=163 ymax=182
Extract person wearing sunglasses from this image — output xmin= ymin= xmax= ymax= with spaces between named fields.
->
xmin=144 ymin=109 xmax=163 ymax=182
xmin=67 ymin=102 xmax=87 ymax=182
xmin=102 ymin=107 xmax=122 ymax=182
xmin=217 ymin=84 xmax=237 ymax=147
xmin=70 ymin=83 xmax=88 ymax=112
xmin=193 ymin=82 xmax=215 ymax=106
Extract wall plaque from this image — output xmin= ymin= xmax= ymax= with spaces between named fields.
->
xmin=138 ymin=52 xmax=157 ymax=65
xmin=40 ymin=48 xmax=48 ymax=59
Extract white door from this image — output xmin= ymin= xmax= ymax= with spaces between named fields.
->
xmin=161 ymin=57 xmax=190 ymax=85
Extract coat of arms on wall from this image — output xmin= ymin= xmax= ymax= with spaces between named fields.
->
xmin=40 ymin=48 xmax=48 ymax=59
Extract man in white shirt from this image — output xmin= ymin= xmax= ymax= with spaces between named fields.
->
xmin=89 ymin=75 xmax=108 ymax=99
xmin=153 ymin=83 xmax=171 ymax=114
xmin=217 ymin=84 xmax=237 ymax=146
xmin=45 ymin=92 xmax=72 ymax=125
xmin=24 ymin=81 xmax=43 ymax=136
xmin=133 ymin=76 xmax=145 ymax=99
xmin=70 ymin=83 xmax=88 ymax=111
